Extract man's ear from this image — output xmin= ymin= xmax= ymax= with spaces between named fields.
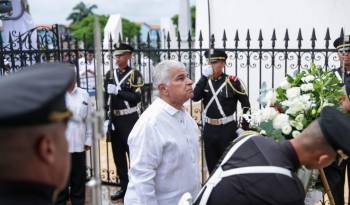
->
xmin=318 ymin=154 xmax=333 ymax=168
xmin=36 ymin=136 xmax=55 ymax=164
xmin=158 ymin=84 xmax=168 ymax=95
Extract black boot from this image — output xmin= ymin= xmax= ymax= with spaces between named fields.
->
xmin=110 ymin=189 xmax=126 ymax=201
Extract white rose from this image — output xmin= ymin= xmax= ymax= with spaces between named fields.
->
xmin=286 ymin=87 xmax=301 ymax=100
xmin=281 ymin=100 xmax=291 ymax=107
xmin=282 ymin=124 xmax=292 ymax=135
xmin=286 ymin=100 xmax=305 ymax=116
xmin=289 ymin=120 xmax=297 ymax=128
xmin=292 ymin=130 xmax=301 ymax=138
xmin=295 ymin=122 xmax=304 ymax=130
xmin=279 ymin=79 xmax=291 ymax=89
xmin=300 ymin=83 xmax=314 ymax=92
xmin=295 ymin=114 xmax=305 ymax=123
xmin=263 ymin=91 xmax=276 ymax=106
xmin=272 ymin=114 xmax=289 ymax=129
xmin=304 ymin=75 xmax=315 ymax=83
xmin=262 ymin=107 xmax=278 ymax=121
xmin=302 ymin=75 xmax=315 ymax=83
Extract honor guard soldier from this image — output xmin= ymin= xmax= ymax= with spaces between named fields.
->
xmin=0 ymin=63 xmax=74 ymax=205
xmin=324 ymin=35 xmax=350 ymax=205
xmin=192 ymin=49 xmax=251 ymax=174
xmin=191 ymin=106 xmax=350 ymax=205
xmin=104 ymin=43 xmax=144 ymax=201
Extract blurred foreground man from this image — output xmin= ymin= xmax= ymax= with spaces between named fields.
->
xmin=124 ymin=60 xmax=200 ymax=205
xmin=0 ymin=63 xmax=74 ymax=205
xmin=192 ymin=106 xmax=350 ymax=205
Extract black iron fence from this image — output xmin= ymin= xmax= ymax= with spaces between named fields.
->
xmin=0 ymin=24 xmax=343 ymax=185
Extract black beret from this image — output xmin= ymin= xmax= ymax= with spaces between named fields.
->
xmin=0 ymin=63 xmax=75 ymax=127
xmin=204 ymin=49 xmax=227 ymax=62
xmin=319 ymin=106 xmax=350 ymax=157
xmin=113 ymin=43 xmax=134 ymax=56
xmin=334 ymin=35 xmax=350 ymax=52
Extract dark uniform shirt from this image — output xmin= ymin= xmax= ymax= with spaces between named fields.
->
xmin=192 ymin=74 xmax=250 ymax=119
xmin=196 ymin=136 xmax=305 ymax=205
xmin=0 ymin=181 xmax=55 ymax=205
xmin=104 ymin=66 xmax=143 ymax=111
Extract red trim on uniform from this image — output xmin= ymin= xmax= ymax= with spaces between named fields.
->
xmin=229 ymin=75 xmax=237 ymax=81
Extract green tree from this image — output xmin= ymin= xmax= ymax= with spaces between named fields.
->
xmin=69 ymin=15 xmax=141 ymax=48
xmin=67 ymin=2 xmax=97 ymax=24
xmin=171 ymin=6 xmax=196 ymax=35
xmin=122 ymin=18 xmax=141 ymax=40
xmin=70 ymin=15 xmax=108 ymax=48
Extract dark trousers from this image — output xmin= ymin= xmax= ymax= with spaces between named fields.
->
xmin=55 ymin=152 xmax=86 ymax=205
xmin=324 ymin=160 xmax=350 ymax=205
xmin=203 ymin=121 xmax=238 ymax=174
xmin=110 ymin=112 xmax=139 ymax=191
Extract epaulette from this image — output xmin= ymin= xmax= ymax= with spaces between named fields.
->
xmin=228 ymin=75 xmax=238 ymax=81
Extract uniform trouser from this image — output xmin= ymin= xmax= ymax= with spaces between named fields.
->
xmin=203 ymin=121 xmax=238 ymax=174
xmin=110 ymin=112 xmax=139 ymax=191
xmin=55 ymin=152 xmax=86 ymax=205
xmin=324 ymin=160 xmax=350 ymax=205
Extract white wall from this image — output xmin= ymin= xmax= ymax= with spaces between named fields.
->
xmin=196 ymin=0 xmax=350 ymax=49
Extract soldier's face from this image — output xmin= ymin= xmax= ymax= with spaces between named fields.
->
xmin=338 ymin=52 xmax=350 ymax=70
xmin=165 ymin=67 xmax=193 ymax=104
xmin=115 ymin=53 xmax=130 ymax=68
xmin=210 ymin=60 xmax=225 ymax=75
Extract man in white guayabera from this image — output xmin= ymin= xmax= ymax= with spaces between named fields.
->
xmin=124 ymin=60 xmax=200 ymax=205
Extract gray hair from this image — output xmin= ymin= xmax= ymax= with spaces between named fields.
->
xmin=152 ymin=60 xmax=186 ymax=89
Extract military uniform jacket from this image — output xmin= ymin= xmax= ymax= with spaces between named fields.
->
xmin=192 ymin=74 xmax=250 ymax=120
xmin=104 ymin=66 xmax=143 ymax=113
xmin=195 ymin=136 xmax=305 ymax=205
xmin=0 ymin=181 xmax=55 ymax=205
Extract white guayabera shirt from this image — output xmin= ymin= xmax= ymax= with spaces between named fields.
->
xmin=65 ymin=86 xmax=92 ymax=153
xmin=125 ymin=97 xmax=201 ymax=205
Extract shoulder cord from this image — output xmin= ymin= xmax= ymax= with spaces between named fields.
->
xmin=129 ymin=70 xmax=144 ymax=88
xmin=226 ymin=77 xmax=248 ymax=95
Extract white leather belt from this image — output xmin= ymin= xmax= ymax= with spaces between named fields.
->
xmin=204 ymin=114 xmax=235 ymax=126
xmin=113 ymin=106 xmax=138 ymax=116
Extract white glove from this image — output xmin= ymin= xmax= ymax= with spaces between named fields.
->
xmin=107 ymin=84 xmax=121 ymax=95
xmin=202 ymin=65 xmax=213 ymax=77
xmin=103 ymin=120 xmax=115 ymax=135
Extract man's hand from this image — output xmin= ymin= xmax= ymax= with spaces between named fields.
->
xmin=202 ymin=65 xmax=213 ymax=78
xmin=107 ymin=84 xmax=121 ymax=95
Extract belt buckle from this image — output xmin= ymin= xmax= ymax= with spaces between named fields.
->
xmin=113 ymin=110 xmax=121 ymax=116
xmin=211 ymin=118 xmax=222 ymax=126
